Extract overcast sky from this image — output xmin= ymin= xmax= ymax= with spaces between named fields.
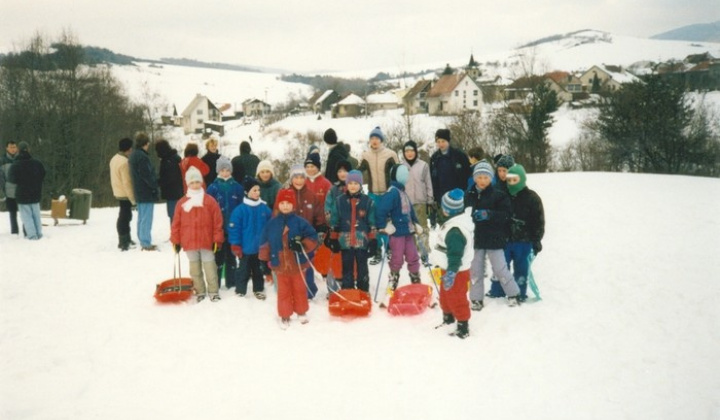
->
xmin=1 ymin=0 xmax=718 ymax=73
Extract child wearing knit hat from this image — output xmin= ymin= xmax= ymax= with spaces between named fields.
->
xmin=465 ymin=159 xmax=522 ymax=308
xmin=432 ymin=188 xmax=475 ymax=339
xmin=171 ymin=166 xmax=225 ymax=303
xmin=255 ymin=160 xmax=281 ymax=209
xmin=206 ymin=156 xmax=245 ymax=289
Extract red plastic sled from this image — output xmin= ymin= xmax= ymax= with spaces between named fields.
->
xmin=155 ymin=255 xmax=194 ymax=303
xmin=328 ymin=289 xmax=372 ymax=317
xmin=387 ymin=284 xmax=433 ymax=316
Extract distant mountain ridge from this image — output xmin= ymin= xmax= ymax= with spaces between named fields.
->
xmin=651 ymin=21 xmax=720 ymax=43
xmin=518 ymin=29 xmax=613 ymax=49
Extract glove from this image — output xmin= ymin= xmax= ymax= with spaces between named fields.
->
xmin=428 ymin=203 xmax=438 ymax=228
xmin=414 ymin=223 xmax=424 ymax=235
xmin=367 ymin=238 xmax=378 ymax=256
xmin=472 ymin=209 xmax=490 ymax=222
xmin=532 ymin=241 xmax=542 ymax=255
xmin=288 ymin=236 xmax=304 ymax=252
xmin=231 ymin=245 xmax=243 ymax=258
xmin=173 ymin=243 xmax=181 ymax=254
xmin=382 ymin=220 xmax=396 ymax=236
xmin=213 ymin=242 xmax=221 ymax=253
xmin=442 ymin=270 xmax=457 ymax=291
xmin=327 ymin=231 xmax=341 ymax=253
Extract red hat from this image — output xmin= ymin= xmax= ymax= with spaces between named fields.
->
xmin=276 ymin=189 xmax=296 ymax=208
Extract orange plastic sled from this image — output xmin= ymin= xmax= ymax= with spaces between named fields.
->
xmin=313 ymin=244 xmax=342 ymax=277
xmin=328 ymin=289 xmax=372 ymax=317
xmin=387 ymin=284 xmax=433 ymax=316
xmin=154 ymin=254 xmax=194 ymax=303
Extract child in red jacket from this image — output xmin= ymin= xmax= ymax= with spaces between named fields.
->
xmin=259 ymin=189 xmax=318 ymax=329
xmin=171 ymin=166 xmax=225 ymax=302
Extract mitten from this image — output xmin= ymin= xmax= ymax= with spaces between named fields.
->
xmin=472 ymin=209 xmax=489 ymax=222
xmin=414 ymin=223 xmax=424 ymax=235
xmin=442 ymin=270 xmax=457 ymax=291
xmin=231 ymin=245 xmax=243 ymax=258
xmin=173 ymin=243 xmax=181 ymax=254
xmin=288 ymin=236 xmax=304 ymax=252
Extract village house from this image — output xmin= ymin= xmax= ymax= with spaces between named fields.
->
xmin=312 ymin=90 xmax=340 ymax=114
xmin=181 ymin=94 xmax=222 ymax=134
xmin=402 ymin=80 xmax=432 ymax=114
xmin=242 ymin=98 xmax=271 ymax=117
xmin=579 ymin=65 xmax=641 ymax=93
xmin=366 ymin=92 xmax=399 ymax=113
xmin=426 ymin=72 xmax=483 ymax=115
xmin=333 ymin=93 xmax=365 ymax=118
xmin=545 ymin=71 xmax=586 ymax=102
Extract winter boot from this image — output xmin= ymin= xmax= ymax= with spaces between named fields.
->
xmin=435 ymin=313 xmax=456 ymax=330
xmin=453 ymin=321 xmax=470 ymax=339
xmin=471 ymin=300 xmax=484 ymax=311
xmin=189 ymin=260 xmax=205 ymax=296
xmin=507 ymin=295 xmax=521 ymax=307
xmin=517 ymin=276 xmax=528 ymax=302
xmin=387 ymin=271 xmax=400 ymax=295
xmin=118 ymin=234 xmax=134 ymax=251
xmin=485 ymin=278 xmax=506 ymax=298
xmin=203 ymin=260 xmax=220 ymax=296
xmin=409 ymin=272 xmax=421 ymax=284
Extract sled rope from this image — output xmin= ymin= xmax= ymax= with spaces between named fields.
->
xmin=298 ymin=247 xmax=364 ymax=308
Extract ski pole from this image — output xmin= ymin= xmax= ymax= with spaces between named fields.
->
xmin=414 ymin=233 xmax=441 ymax=298
xmin=373 ymin=237 xmax=388 ymax=303
xmin=299 ymin=247 xmax=364 ymax=308
xmin=527 ymin=251 xmax=541 ymax=300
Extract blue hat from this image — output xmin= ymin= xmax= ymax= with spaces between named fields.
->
xmin=473 ymin=159 xmax=494 ymax=179
xmin=346 ymin=170 xmax=363 ymax=185
xmin=441 ymin=188 xmax=465 ymax=216
xmin=369 ymin=126 xmax=385 ymax=142
xmin=496 ymin=155 xmax=515 ymax=169
xmin=390 ymin=164 xmax=409 ymax=186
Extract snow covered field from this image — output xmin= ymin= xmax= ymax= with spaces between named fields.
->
xmin=1 ymin=172 xmax=719 ymax=420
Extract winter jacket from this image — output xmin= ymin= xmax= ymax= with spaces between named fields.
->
xmin=258 ymin=212 xmax=318 ymax=275
xmin=157 ymin=149 xmax=183 ymax=201
xmin=180 ymin=157 xmax=209 ymax=192
xmin=206 ymin=177 xmax=244 ymax=230
xmin=358 ymin=145 xmax=398 ymax=194
xmin=231 ymin=153 xmax=260 ymax=184
xmin=430 ymin=147 xmax=471 ymax=205
xmin=170 ymin=193 xmax=224 ymax=251
xmin=375 ymin=182 xmax=419 ymax=237
xmin=330 ymin=190 xmax=375 ymax=249
xmin=402 ymin=158 xmax=433 ymax=205
xmin=8 ymin=151 xmax=45 ymax=204
xmin=509 ymin=187 xmax=545 ymax=244
xmin=306 ymin=173 xmax=332 ymax=210
xmin=431 ymin=209 xmax=475 ymax=272
xmin=110 ymin=152 xmax=136 ymax=204
xmin=228 ymin=197 xmax=272 ymax=254
xmin=201 ymin=151 xmax=221 ymax=186
xmin=275 ymin=186 xmax=326 ymax=230
xmin=259 ymin=177 xmax=281 ymax=210
xmin=325 ymin=142 xmax=349 ymax=183
xmin=464 ymin=184 xmax=511 ymax=250
xmin=324 ymin=181 xmax=347 ymax=221
xmin=492 ymin=173 xmax=509 ymax=195
xmin=129 ymin=148 xmax=158 ymax=203
xmin=0 ymin=151 xmax=17 ymax=199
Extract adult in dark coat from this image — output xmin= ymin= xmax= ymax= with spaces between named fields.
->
xmin=429 ymin=128 xmax=470 ymax=223
xmin=231 ymin=140 xmax=260 ymax=184
xmin=155 ymin=139 xmax=183 ymax=224
xmin=201 ymin=138 xmax=221 ymax=186
xmin=8 ymin=142 xmax=45 ymax=240
xmin=128 ymin=133 xmax=159 ymax=250
xmin=322 ymin=128 xmax=349 ymax=183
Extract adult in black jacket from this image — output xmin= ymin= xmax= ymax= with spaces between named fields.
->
xmin=155 ymin=139 xmax=183 ymax=224
xmin=505 ymin=164 xmax=545 ymax=301
xmin=201 ymin=138 xmax=221 ymax=186
xmin=464 ymin=159 xmax=520 ymax=307
xmin=231 ymin=141 xmax=259 ymax=183
xmin=429 ymin=129 xmax=470 ymax=223
xmin=128 ymin=133 xmax=158 ymax=250
xmin=8 ymin=142 xmax=45 ymax=240
xmin=322 ymin=128 xmax=349 ymax=183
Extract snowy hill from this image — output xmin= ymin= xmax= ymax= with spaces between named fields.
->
xmin=651 ymin=21 xmax=720 ymax=43
xmin=1 ymin=172 xmax=719 ymax=420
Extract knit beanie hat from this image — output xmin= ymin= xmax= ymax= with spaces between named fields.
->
xmin=335 ymin=159 xmax=352 ymax=174
xmin=256 ymin=159 xmax=275 ymax=177
xmin=289 ymin=163 xmax=306 ymax=179
xmin=403 ymin=140 xmax=418 ymax=165
xmin=216 ymin=156 xmax=232 ymax=173
xmin=242 ymin=177 xmax=260 ymax=196
xmin=185 ymin=166 xmax=203 ymax=185
xmin=390 ymin=164 xmax=409 ymax=186
xmin=304 ymin=152 xmax=321 ymax=170
xmin=369 ymin=126 xmax=385 ymax=142
xmin=323 ymin=128 xmax=338 ymax=145
xmin=346 ymin=170 xmax=363 ymax=185
xmin=435 ymin=128 xmax=451 ymax=142
xmin=506 ymin=164 xmax=527 ymax=197
xmin=307 ymin=144 xmax=320 ymax=156
xmin=496 ymin=154 xmax=515 ymax=169
xmin=473 ymin=159 xmax=494 ymax=179
xmin=441 ymin=188 xmax=465 ymax=217
xmin=240 ymin=141 xmax=251 ymax=154
xmin=276 ymin=189 xmax=296 ymax=208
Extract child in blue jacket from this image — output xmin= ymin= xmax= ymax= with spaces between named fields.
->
xmin=206 ymin=157 xmax=244 ymax=289
xmin=228 ymin=177 xmax=272 ymax=299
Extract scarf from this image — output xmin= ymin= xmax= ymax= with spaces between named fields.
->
xmin=182 ymin=188 xmax=205 ymax=212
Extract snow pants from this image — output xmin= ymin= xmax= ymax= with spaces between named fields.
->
xmin=388 ymin=234 xmax=420 ymax=274
xmin=439 ymin=269 xmax=471 ymax=322
xmin=276 ymin=273 xmax=310 ymax=318
xmin=504 ymin=242 xmax=533 ymax=298
xmin=215 ymin=235 xmax=237 ymax=289
xmin=341 ymin=248 xmax=369 ymax=292
xmin=469 ymin=248 xmax=519 ymax=301
xmin=186 ymin=249 xmax=219 ymax=296
xmin=18 ymin=203 xmax=42 ymax=240
xmin=236 ymin=253 xmax=264 ymax=295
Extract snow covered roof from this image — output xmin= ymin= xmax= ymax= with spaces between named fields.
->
xmin=338 ymin=93 xmax=365 ymax=105
xmin=315 ymin=90 xmax=335 ymax=104
xmin=366 ymin=92 xmax=398 ymax=104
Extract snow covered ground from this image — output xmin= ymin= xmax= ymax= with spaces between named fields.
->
xmin=2 ymin=172 xmax=719 ymax=420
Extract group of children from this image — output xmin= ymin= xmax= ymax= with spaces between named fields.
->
xmin=169 ymin=126 xmax=545 ymax=337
